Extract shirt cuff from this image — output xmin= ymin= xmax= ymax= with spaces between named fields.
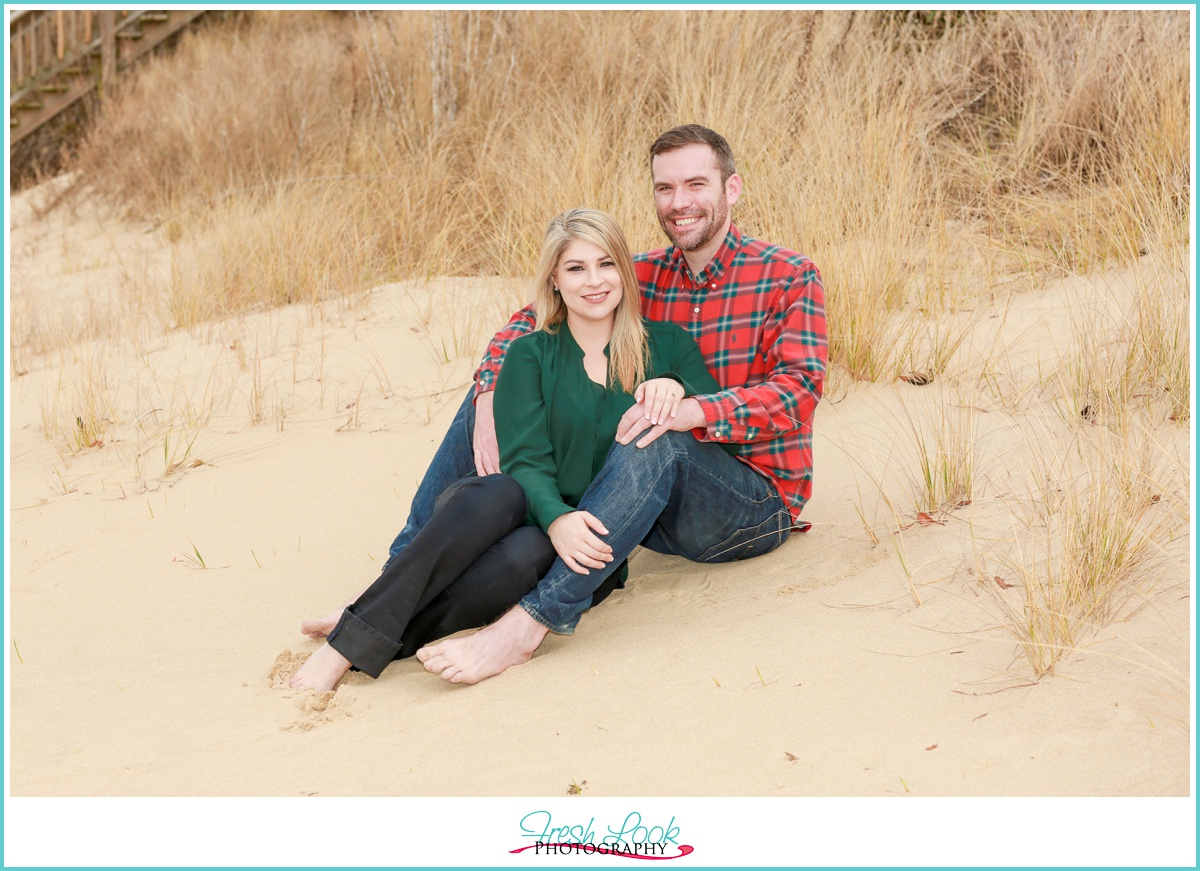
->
xmin=473 ymin=373 xmax=497 ymax=399
xmin=531 ymin=499 xmax=574 ymax=534
xmin=693 ymin=394 xmax=737 ymax=442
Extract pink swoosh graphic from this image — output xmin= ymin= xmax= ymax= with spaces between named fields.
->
xmin=509 ymin=843 xmax=694 ymax=860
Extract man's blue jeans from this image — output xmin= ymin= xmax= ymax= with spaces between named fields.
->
xmin=385 ymin=387 xmax=479 ymax=571
xmin=387 ymin=387 xmax=795 ymax=633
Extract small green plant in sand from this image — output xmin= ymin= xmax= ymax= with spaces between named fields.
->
xmin=904 ymin=389 xmax=978 ymax=517
xmin=180 ymin=539 xmax=208 ymax=569
xmin=38 ymin=339 xmax=118 ymax=455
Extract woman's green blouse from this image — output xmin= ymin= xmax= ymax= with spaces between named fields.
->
xmin=495 ymin=318 xmax=731 ymax=533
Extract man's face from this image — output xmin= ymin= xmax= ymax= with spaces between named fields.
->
xmin=651 ymin=144 xmax=741 ymax=253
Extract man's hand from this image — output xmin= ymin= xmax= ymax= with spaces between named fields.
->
xmin=473 ymin=390 xmax=500 ymax=475
xmin=547 ymin=511 xmax=613 ymax=575
xmin=616 ymin=396 xmax=707 ymax=448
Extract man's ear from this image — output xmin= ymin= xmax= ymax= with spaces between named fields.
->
xmin=725 ymin=172 xmax=743 ymax=206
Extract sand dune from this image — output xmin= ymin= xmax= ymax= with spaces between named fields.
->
xmin=5 ymin=179 xmax=1192 ymax=866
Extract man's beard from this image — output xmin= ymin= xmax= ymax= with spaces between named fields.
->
xmin=659 ymin=198 xmax=728 ymax=252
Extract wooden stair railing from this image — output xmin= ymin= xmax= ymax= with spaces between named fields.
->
xmin=9 ymin=9 xmax=208 ymax=146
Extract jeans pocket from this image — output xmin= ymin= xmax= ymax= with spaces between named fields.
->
xmin=698 ymin=510 xmax=791 ymax=563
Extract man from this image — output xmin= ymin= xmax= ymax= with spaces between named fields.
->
xmin=404 ymin=124 xmax=827 ymax=684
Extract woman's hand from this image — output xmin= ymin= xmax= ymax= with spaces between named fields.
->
xmin=634 ymin=378 xmax=685 ymax=426
xmin=548 ymin=511 xmax=613 ymax=575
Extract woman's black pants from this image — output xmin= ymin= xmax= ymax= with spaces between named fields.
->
xmin=325 ymin=474 xmax=554 ymax=677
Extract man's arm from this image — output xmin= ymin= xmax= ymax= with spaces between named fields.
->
xmin=618 ymin=265 xmax=827 ymax=448
xmin=693 ymin=267 xmax=826 ymax=443
xmin=470 ymin=304 xmax=537 ymax=474
xmin=616 ymin=324 xmax=722 ymax=447
xmin=473 ymin=304 xmax=538 ymax=397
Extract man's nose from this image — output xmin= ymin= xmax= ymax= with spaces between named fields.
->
xmin=671 ymin=188 xmax=693 ymax=213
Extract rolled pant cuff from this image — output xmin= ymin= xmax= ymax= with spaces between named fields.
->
xmin=519 ymin=601 xmax=577 ymax=636
xmin=326 ymin=609 xmax=402 ymax=679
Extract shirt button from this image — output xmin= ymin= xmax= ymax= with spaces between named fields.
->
xmin=693 ymin=306 xmax=700 ymax=313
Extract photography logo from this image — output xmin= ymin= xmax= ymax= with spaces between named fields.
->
xmin=511 ymin=811 xmax=694 ymax=860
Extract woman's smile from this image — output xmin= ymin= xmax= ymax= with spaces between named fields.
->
xmin=554 ymin=238 xmax=624 ymax=326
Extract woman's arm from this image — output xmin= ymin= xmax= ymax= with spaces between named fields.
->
xmin=494 ymin=336 xmax=574 ymax=531
xmin=616 ymin=323 xmax=734 ymax=450
xmin=495 ymin=336 xmax=614 ymax=574
xmin=661 ymin=324 xmax=723 ymax=397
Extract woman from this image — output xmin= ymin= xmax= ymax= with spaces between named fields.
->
xmin=290 ymin=209 xmax=723 ymax=692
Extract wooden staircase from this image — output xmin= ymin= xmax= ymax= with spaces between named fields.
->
xmin=9 ymin=10 xmax=208 ymax=145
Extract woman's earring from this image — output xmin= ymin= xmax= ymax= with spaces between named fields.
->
xmin=553 ymin=286 xmax=561 ymax=294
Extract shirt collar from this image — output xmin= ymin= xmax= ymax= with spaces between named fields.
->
xmin=668 ymin=224 xmax=742 ymax=285
xmin=559 ymin=318 xmax=610 ymax=357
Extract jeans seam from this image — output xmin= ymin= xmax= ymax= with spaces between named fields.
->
xmin=697 ymin=505 xmax=791 ymax=562
xmin=339 ymin=609 xmax=402 ymax=649
xmin=328 ymin=609 xmax=403 ymax=678
xmin=520 ymin=601 xmax=572 ymax=635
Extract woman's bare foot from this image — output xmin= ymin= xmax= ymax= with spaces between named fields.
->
xmin=300 ymin=607 xmax=343 ymax=639
xmin=416 ymin=606 xmax=549 ymax=685
xmin=289 ymin=643 xmax=352 ymax=692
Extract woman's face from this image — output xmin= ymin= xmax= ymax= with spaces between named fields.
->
xmin=553 ymin=238 xmax=624 ymax=327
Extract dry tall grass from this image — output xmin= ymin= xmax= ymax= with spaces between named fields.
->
xmin=59 ymin=9 xmax=1188 ymax=379
xmin=988 ymin=425 xmax=1189 ymax=676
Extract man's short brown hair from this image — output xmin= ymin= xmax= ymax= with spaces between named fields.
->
xmin=649 ymin=124 xmax=737 ymax=182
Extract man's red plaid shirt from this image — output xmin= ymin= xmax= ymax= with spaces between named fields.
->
xmin=474 ymin=225 xmax=828 ymax=524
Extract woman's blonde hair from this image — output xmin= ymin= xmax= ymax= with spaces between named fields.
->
xmin=533 ymin=208 xmax=647 ymax=393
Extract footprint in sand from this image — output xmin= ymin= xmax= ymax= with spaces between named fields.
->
xmin=268 ymin=649 xmax=306 ymax=689
xmin=268 ymin=649 xmax=370 ymax=731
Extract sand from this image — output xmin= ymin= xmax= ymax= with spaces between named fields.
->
xmin=4 ymin=179 xmax=1194 ymax=867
